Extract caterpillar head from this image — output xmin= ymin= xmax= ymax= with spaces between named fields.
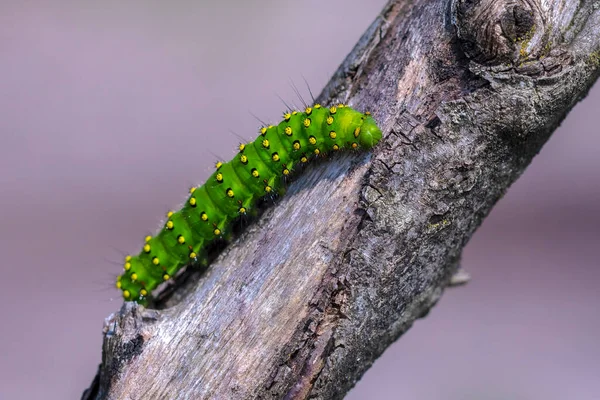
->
xmin=358 ymin=115 xmax=383 ymax=148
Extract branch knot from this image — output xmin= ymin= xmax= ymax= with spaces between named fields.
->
xmin=452 ymin=0 xmax=547 ymax=65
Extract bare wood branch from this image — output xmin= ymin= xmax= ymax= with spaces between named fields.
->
xmin=83 ymin=0 xmax=600 ymax=398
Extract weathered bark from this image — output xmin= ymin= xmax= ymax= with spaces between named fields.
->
xmin=83 ymin=0 xmax=600 ymax=398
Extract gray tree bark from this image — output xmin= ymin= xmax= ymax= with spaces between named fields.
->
xmin=83 ymin=0 xmax=600 ymax=398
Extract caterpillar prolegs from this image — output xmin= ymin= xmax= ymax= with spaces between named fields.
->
xmin=116 ymin=104 xmax=382 ymax=303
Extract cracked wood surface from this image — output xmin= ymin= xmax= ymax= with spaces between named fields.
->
xmin=83 ymin=0 xmax=600 ymax=398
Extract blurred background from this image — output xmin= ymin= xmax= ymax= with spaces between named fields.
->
xmin=1 ymin=1 xmax=598 ymax=399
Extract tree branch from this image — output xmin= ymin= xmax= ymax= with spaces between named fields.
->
xmin=83 ymin=0 xmax=600 ymax=398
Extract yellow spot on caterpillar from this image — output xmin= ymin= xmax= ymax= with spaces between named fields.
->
xmin=365 ymin=111 xmax=371 ymax=116
xmin=271 ymin=153 xmax=280 ymax=162
xmin=131 ymin=273 xmax=138 ymax=281
xmin=189 ymin=197 xmax=197 ymax=206
xmin=163 ymin=274 xmax=170 ymax=281
xmin=177 ymin=235 xmax=185 ymax=244
xmin=293 ymin=140 xmax=301 ymax=150
xmin=352 ymin=142 xmax=358 ymax=149
xmin=265 ymin=185 xmax=272 ymax=193
xmin=116 ymin=281 xmax=122 ymax=289
xmin=338 ymin=103 xmax=346 ymax=108
xmin=303 ymin=118 xmax=311 ymax=128
xmin=124 ymin=262 xmax=131 ymax=271
xmin=213 ymin=228 xmax=221 ymax=236
xmin=239 ymin=143 xmax=245 ymax=151
xmin=284 ymin=126 xmax=292 ymax=136
xmin=215 ymin=161 xmax=223 ymax=169
xmin=140 ymin=289 xmax=148 ymax=297
xmin=292 ymin=110 xmax=298 ymax=115
xmin=216 ymin=173 xmax=223 ymax=182
xmin=326 ymin=116 xmax=334 ymax=125
xmin=301 ymin=156 xmax=308 ymax=163
xmin=125 ymin=255 xmax=132 ymax=262
xmin=283 ymin=168 xmax=290 ymax=175
xmin=314 ymin=104 xmax=321 ymax=109
xmin=123 ymin=290 xmax=130 ymax=299
xmin=332 ymin=144 xmax=340 ymax=151
xmin=189 ymin=187 xmax=196 ymax=194
xmin=309 ymin=136 xmax=317 ymax=145
xmin=143 ymin=244 xmax=151 ymax=253
xmin=240 ymin=155 xmax=248 ymax=164
xmin=283 ymin=112 xmax=291 ymax=121
xmin=189 ymin=252 xmax=197 ymax=259
xmin=166 ymin=221 xmax=174 ymax=229
xmin=314 ymin=148 xmax=321 ymax=155
xmin=305 ymin=107 xmax=312 ymax=115
xmin=260 ymin=127 xmax=267 ymax=135
xmin=268 ymin=125 xmax=274 ymax=129
xmin=262 ymin=139 xmax=270 ymax=148
xmin=152 ymin=257 xmax=159 ymax=265
xmin=329 ymin=131 xmax=337 ymax=139
xmin=201 ymin=212 xmax=208 ymax=221
xmin=145 ymin=236 xmax=152 ymax=242
xmin=239 ymin=207 xmax=246 ymax=213
xmin=329 ymin=106 xmax=337 ymax=114
xmin=226 ymin=188 xmax=234 ymax=198
xmin=354 ymin=127 xmax=361 ymax=137
xmin=251 ymin=168 xmax=259 ymax=178
xmin=166 ymin=211 xmax=173 ymax=218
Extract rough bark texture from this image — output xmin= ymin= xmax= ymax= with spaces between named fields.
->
xmin=83 ymin=0 xmax=600 ymax=398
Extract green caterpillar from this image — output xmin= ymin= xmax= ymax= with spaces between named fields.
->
xmin=116 ymin=104 xmax=382 ymax=303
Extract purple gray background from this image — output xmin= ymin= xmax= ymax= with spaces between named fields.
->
xmin=1 ymin=1 xmax=598 ymax=399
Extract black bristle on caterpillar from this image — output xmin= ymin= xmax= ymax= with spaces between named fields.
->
xmin=116 ymin=104 xmax=383 ymax=304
